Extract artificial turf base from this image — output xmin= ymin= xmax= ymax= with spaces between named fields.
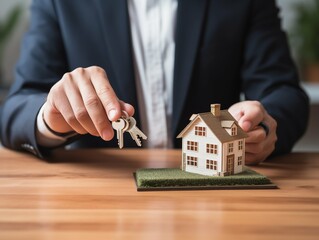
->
xmin=134 ymin=167 xmax=277 ymax=191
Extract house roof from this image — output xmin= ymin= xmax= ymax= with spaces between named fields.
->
xmin=221 ymin=120 xmax=235 ymax=128
xmin=177 ymin=110 xmax=248 ymax=142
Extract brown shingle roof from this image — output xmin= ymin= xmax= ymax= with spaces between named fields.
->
xmin=177 ymin=110 xmax=247 ymax=142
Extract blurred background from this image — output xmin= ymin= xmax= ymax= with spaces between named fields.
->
xmin=0 ymin=0 xmax=318 ymax=151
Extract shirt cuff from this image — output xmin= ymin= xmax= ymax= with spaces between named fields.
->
xmin=36 ymin=104 xmax=68 ymax=147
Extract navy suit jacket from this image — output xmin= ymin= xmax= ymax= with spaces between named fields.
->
xmin=0 ymin=0 xmax=309 ymax=158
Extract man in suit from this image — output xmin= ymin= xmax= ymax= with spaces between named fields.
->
xmin=0 ymin=0 xmax=309 ymax=165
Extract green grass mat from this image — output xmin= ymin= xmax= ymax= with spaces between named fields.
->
xmin=134 ymin=167 xmax=277 ymax=191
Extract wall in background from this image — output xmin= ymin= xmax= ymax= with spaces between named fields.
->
xmin=0 ymin=0 xmax=318 ymax=151
xmin=0 ymin=0 xmax=30 ymax=86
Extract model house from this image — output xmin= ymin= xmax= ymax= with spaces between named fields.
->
xmin=177 ymin=104 xmax=247 ymax=176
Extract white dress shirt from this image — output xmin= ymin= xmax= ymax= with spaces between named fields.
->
xmin=36 ymin=0 xmax=178 ymax=148
xmin=128 ymin=0 xmax=177 ymax=148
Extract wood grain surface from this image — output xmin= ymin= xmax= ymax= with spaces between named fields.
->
xmin=0 ymin=148 xmax=318 ymax=240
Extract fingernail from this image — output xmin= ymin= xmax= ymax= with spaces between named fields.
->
xmin=108 ymin=109 xmax=117 ymax=121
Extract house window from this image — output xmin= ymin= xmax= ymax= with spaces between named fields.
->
xmin=206 ymin=159 xmax=218 ymax=170
xmin=231 ymin=127 xmax=237 ymax=136
xmin=187 ymin=156 xmax=198 ymax=166
xmin=187 ymin=141 xmax=198 ymax=151
xmin=195 ymin=126 xmax=206 ymax=136
xmin=238 ymin=140 xmax=243 ymax=150
xmin=228 ymin=143 xmax=234 ymax=153
xmin=238 ymin=156 xmax=243 ymax=165
xmin=206 ymin=144 xmax=218 ymax=154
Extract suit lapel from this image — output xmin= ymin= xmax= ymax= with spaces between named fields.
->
xmin=93 ymin=0 xmax=140 ymax=122
xmin=93 ymin=0 xmax=207 ymax=137
xmin=173 ymin=0 xmax=208 ymax=135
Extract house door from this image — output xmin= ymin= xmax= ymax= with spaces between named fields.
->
xmin=226 ymin=155 xmax=234 ymax=175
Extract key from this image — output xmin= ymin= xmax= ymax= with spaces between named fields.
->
xmin=127 ymin=116 xmax=147 ymax=147
xmin=112 ymin=118 xmax=129 ymax=149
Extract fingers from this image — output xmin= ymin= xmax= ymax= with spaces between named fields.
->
xmin=245 ymin=127 xmax=267 ymax=144
xmin=229 ymin=101 xmax=277 ymax=164
xmin=244 ymin=127 xmax=267 ymax=165
xmin=87 ymin=66 xmax=122 ymax=121
xmin=245 ymin=133 xmax=276 ymax=165
xmin=44 ymin=66 xmax=135 ymax=141
xmin=75 ymin=68 xmax=113 ymax=140
xmin=58 ymin=77 xmax=93 ymax=135
xmin=119 ymin=100 xmax=135 ymax=116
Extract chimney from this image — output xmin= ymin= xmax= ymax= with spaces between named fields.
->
xmin=211 ymin=104 xmax=221 ymax=117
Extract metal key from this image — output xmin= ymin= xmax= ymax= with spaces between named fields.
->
xmin=112 ymin=118 xmax=129 ymax=149
xmin=127 ymin=116 xmax=147 ymax=147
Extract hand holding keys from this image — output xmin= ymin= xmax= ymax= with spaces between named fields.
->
xmin=111 ymin=113 xmax=147 ymax=149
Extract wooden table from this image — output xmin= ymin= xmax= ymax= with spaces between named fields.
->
xmin=0 ymin=148 xmax=318 ymax=240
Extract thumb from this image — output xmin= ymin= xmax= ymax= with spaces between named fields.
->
xmin=229 ymin=101 xmax=265 ymax=132
xmin=238 ymin=108 xmax=264 ymax=132
xmin=238 ymin=118 xmax=253 ymax=132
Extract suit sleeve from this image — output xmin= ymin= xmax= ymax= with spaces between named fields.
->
xmin=0 ymin=0 xmax=68 ymax=158
xmin=241 ymin=0 xmax=310 ymax=156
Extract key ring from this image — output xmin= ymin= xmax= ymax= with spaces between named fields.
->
xmin=121 ymin=110 xmax=129 ymax=119
xmin=112 ymin=109 xmax=147 ymax=149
